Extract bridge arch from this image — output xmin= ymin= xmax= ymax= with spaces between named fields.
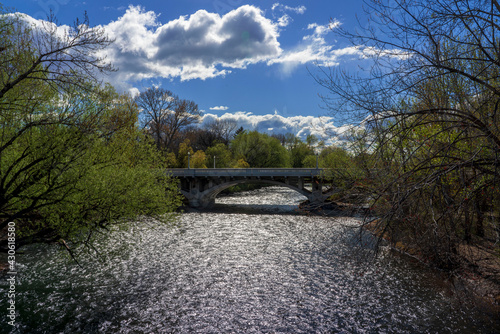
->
xmin=170 ymin=168 xmax=332 ymax=208
xmin=197 ymin=179 xmax=311 ymax=207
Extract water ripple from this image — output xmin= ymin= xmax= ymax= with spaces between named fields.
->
xmin=1 ymin=187 xmax=497 ymax=333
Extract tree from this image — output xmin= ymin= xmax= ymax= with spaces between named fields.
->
xmin=191 ymin=150 xmax=207 ymax=168
xmin=204 ymin=118 xmax=238 ymax=145
xmin=233 ymin=126 xmax=244 ymax=138
xmin=135 ymin=87 xmax=177 ymax=151
xmin=290 ymin=141 xmax=314 ymax=168
xmin=0 ymin=10 xmax=181 ymax=252
xmin=272 ymin=133 xmax=315 ymax=168
xmin=0 ymin=10 xmax=113 ymax=232
xmin=0 ymin=10 xmax=113 ymax=100
xmin=205 ymin=142 xmax=232 ymax=168
xmin=316 ymin=0 xmax=500 ymax=270
xmin=135 ymin=87 xmax=201 ymax=152
xmin=189 ymin=128 xmax=219 ymax=151
xmin=232 ymin=158 xmax=250 ymax=168
xmin=230 ymin=130 xmax=290 ymax=167
xmin=177 ymin=139 xmax=194 ymax=168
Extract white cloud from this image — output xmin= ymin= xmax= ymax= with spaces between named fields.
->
xmin=268 ymin=22 xmax=338 ymax=73
xmin=271 ymin=3 xmax=306 ymax=29
xmin=277 ymin=14 xmax=291 ymax=27
xmin=14 ymin=5 xmax=384 ymax=91
xmin=267 ymin=20 xmax=373 ymax=75
xmin=14 ymin=13 xmax=72 ymax=39
xmin=209 ymin=106 xmax=229 ymax=111
xmin=98 ymin=5 xmax=282 ymax=89
xmin=271 ymin=3 xmax=307 ymax=14
xmin=200 ymin=111 xmax=357 ymax=146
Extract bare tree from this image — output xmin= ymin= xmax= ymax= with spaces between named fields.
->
xmin=166 ymin=98 xmax=201 ymax=150
xmin=315 ymin=0 xmax=500 ymax=271
xmin=135 ymin=87 xmax=177 ymax=150
xmin=135 ymin=87 xmax=201 ymax=151
xmin=203 ymin=118 xmax=238 ymax=145
xmin=0 ymin=11 xmax=113 ymax=100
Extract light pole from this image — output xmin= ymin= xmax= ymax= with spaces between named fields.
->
xmin=316 ymin=152 xmax=319 ymax=169
xmin=213 ymin=155 xmax=216 ymax=169
xmin=187 ymin=151 xmax=191 ymax=169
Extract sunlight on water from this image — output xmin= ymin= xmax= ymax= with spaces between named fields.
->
xmin=0 ymin=187 xmax=497 ymax=333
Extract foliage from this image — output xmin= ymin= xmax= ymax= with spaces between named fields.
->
xmin=203 ymin=119 xmax=239 ymax=145
xmin=232 ymin=158 xmax=250 ymax=168
xmin=301 ymin=155 xmax=317 ymax=168
xmin=230 ymin=130 xmax=290 ymax=167
xmin=0 ymin=9 xmax=181 ymax=251
xmin=205 ymin=143 xmax=232 ymax=168
xmin=177 ymin=139 xmax=194 ymax=168
xmin=290 ymin=141 xmax=314 ymax=168
xmin=192 ymin=150 xmax=207 ymax=168
xmin=177 ymin=139 xmax=207 ymax=168
xmin=164 ymin=152 xmax=178 ymax=168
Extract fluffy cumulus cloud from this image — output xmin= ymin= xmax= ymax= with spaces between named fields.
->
xmin=15 ymin=4 xmax=376 ymax=91
xmin=276 ymin=14 xmax=291 ymax=27
xmin=99 ymin=5 xmax=281 ymax=88
xmin=200 ymin=111 xmax=356 ymax=146
xmin=14 ymin=3 xmax=387 ymax=95
xmin=14 ymin=13 xmax=72 ymax=39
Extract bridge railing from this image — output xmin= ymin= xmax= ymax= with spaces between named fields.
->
xmin=167 ymin=168 xmax=323 ymax=178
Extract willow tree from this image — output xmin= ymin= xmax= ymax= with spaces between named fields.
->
xmin=0 ymin=10 xmax=181 ymax=252
xmin=316 ymin=0 xmax=500 ymax=269
xmin=231 ymin=130 xmax=291 ymax=168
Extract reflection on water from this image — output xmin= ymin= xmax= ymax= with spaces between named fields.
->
xmin=1 ymin=187 xmax=498 ymax=333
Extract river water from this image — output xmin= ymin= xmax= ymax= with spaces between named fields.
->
xmin=1 ymin=187 xmax=499 ymax=333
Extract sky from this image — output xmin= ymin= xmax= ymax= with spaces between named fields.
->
xmin=4 ymin=0 xmax=369 ymax=144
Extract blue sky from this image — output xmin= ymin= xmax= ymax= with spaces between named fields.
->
xmin=5 ymin=0 xmax=369 ymax=143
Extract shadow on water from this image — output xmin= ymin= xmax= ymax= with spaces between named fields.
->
xmin=194 ymin=203 xmax=303 ymax=215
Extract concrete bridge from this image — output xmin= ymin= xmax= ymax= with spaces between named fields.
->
xmin=168 ymin=168 xmax=334 ymax=208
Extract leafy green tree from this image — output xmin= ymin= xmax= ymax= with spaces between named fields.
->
xmin=230 ymin=130 xmax=290 ymax=167
xmin=280 ymin=134 xmax=315 ymax=168
xmin=164 ymin=152 xmax=178 ymax=168
xmin=306 ymin=134 xmax=319 ymax=148
xmin=291 ymin=142 xmax=314 ymax=168
xmin=177 ymin=139 xmax=207 ymax=168
xmin=0 ymin=9 xmax=181 ymax=252
xmin=205 ymin=142 xmax=232 ymax=168
xmin=301 ymin=155 xmax=317 ymax=168
xmin=192 ymin=150 xmax=207 ymax=168
xmin=232 ymin=159 xmax=250 ymax=168
xmin=177 ymin=139 xmax=194 ymax=168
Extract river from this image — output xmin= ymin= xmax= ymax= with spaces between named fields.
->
xmin=1 ymin=186 xmax=498 ymax=333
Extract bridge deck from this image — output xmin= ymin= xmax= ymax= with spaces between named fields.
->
xmin=168 ymin=168 xmax=322 ymax=177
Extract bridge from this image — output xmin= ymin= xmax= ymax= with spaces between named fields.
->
xmin=168 ymin=168 xmax=334 ymax=208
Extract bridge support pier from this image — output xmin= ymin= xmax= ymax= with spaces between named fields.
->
xmin=306 ymin=178 xmax=324 ymax=206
